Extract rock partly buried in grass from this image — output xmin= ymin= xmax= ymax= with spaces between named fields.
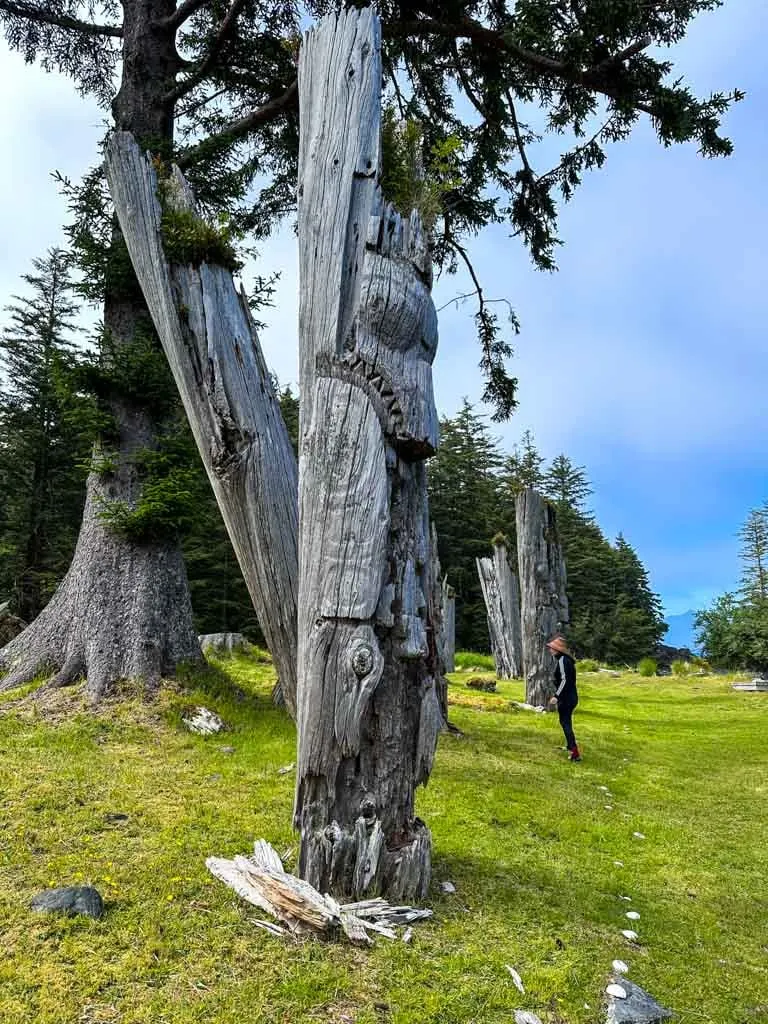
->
xmin=31 ymin=886 xmax=104 ymax=919
xmin=605 ymin=978 xmax=673 ymax=1023
xmin=183 ymin=707 xmax=225 ymax=735
xmin=514 ymin=1012 xmax=544 ymax=1024
xmin=466 ymin=677 xmax=497 ymax=692
xmin=199 ymin=632 xmax=249 ymax=655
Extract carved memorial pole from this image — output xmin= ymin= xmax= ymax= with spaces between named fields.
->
xmin=515 ymin=488 xmax=569 ymax=705
xmin=104 ymin=135 xmax=299 ymax=718
xmin=476 ymin=540 xmax=522 ymax=679
xmin=295 ymin=8 xmax=441 ymax=900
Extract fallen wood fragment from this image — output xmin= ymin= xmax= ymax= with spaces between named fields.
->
xmin=207 ymin=840 xmax=432 ymax=944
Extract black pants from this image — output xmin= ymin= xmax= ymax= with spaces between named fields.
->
xmin=558 ymin=701 xmax=578 ymax=750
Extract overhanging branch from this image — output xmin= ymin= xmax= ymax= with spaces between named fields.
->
xmin=154 ymin=0 xmax=208 ymax=32
xmin=165 ymin=0 xmax=249 ymax=104
xmin=176 ymin=80 xmax=298 ymax=168
xmin=0 ymin=0 xmax=122 ymax=36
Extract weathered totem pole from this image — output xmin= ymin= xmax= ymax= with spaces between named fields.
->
xmin=442 ymin=580 xmax=456 ymax=673
xmin=104 ymin=135 xmax=299 ymax=718
xmin=295 ymin=8 xmax=441 ymax=900
xmin=428 ymin=522 xmax=451 ymax=719
xmin=476 ymin=538 xmax=523 ymax=679
xmin=515 ymin=488 xmax=569 ymax=705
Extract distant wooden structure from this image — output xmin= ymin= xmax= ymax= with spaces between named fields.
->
xmin=476 ymin=539 xmax=522 ymax=679
xmin=515 ymin=489 xmax=569 ymax=705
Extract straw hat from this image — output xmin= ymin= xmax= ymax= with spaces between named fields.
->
xmin=546 ymin=635 xmax=570 ymax=655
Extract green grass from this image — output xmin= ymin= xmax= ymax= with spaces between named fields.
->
xmin=0 ymin=655 xmax=766 ymax=1023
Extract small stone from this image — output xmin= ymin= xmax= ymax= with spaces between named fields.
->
xmin=614 ymin=861 xmax=624 ymax=868
xmin=613 ymin=959 xmax=629 ymax=974
xmin=277 ymin=763 xmax=295 ymax=775
xmin=31 ymin=886 xmax=103 ymax=919
xmin=622 ymin=929 xmax=639 ymax=941
xmin=402 ymin=927 xmax=413 ymax=943
xmin=599 ymin=785 xmax=610 ymax=792
xmin=633 ymin=832 xmax=646 ymax=840
xmin=626 ymin=911 xmax=640 ymax=921
xmin=620 ymin=896 xmax=632 ymax=902
xmin=605 ymin=805 xmax=614 ymax=811
xmin=605 ymin=978 xmax=673 ymax=1022
xmin=606 ymin=984 xmax=628 ymax=999
xmin=207 ymin=773 xmax=222 ymax=782
xmin=103 ymin=812 xmax=129 ymax=822
xmin=183 ymin=707 xmax=225 ymax=735
xmin=440 ymin=880 xmax=456 ymax=894
xmin=220 ymin=745 xmax=236 ymax=754
xmin=514 ymin=1012 xmax=543 ymax=1024
xmin=505 ymin=965 xmax=525 ymax=993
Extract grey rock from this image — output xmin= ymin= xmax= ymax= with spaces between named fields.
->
xmin=31 ymin=885 xmax=104 ymax=919
xmin=606 ymin=979 xmax=673 ymax=1023
xmin=199 ymin=632 xmax=249 ymax=655
xmin=220 ymin=745 xmax=236 ymax=754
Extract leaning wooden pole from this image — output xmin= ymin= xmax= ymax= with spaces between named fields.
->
xmin=104 ymin=135 xmax=299 ymax=718
xmin=476 ymin=540 xmax=522 ymax=679
xmin=515 ymin=488 xmax=569 ymax=705
xmin=295 ymin=8 xmax=441 ymax=900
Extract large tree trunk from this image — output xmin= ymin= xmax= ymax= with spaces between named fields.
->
xmin=104 ymin=133 xmax=299 ymax=718
xmin=0 ymin=0 xmax=202 ymax=699
xmin=294 ymin=9 xmax=441 ymax=901
xmin=515 ymin=488 xmax=569 ymax=705
xmin=476 ymin=540 xmax=522 ymax=679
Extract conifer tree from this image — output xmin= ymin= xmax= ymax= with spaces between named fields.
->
xmin=428 ymin=400 xmax=503 ymax=650
xmin=737 ymin=508 xmax=768 ymax=603
xmin=0 ymin=249 xmax=97 ymax=621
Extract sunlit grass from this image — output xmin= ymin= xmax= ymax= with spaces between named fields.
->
xmin=0 ymin=654 xmax=765 ymax=1023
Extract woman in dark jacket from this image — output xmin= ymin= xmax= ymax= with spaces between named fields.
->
xmin=547 ymin=635 xmax=581 ymax=761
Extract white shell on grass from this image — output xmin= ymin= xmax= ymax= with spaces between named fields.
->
xmin=622 ymin=929 xmax=639 ymax=941
xmin=614 ymin=860 xmax=624 ymax=867
xmin=606 ymin=984 xmax=628 ymax=999
xmin=633 ymin=831 xmax=646 ymax=839
xmin=605 ymin=805 xmax=613 ymax=811
xmin=626 ymin=911 xmax=641 ymax=920
xmin=505 ymin=965 xmax=525 ymax=994
xmin=440 ymin=881 xmax=456 ymax=894
xmin=619 ymin=895 xmax=632 ymax=902
xmin=599 ymin=785 xmax=610 ymax=792
xmin=612 ymin=959 xmax=629 ymax=973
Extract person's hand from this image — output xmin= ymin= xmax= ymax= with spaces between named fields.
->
xmin=548 ymin=696 xmax=558 ymax=707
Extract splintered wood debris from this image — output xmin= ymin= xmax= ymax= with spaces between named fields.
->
xmin=206 ymin=840 xmax=432 ymax=945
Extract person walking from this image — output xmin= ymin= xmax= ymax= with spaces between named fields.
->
xmin=547 ymin=635 xmax=581 ymax=761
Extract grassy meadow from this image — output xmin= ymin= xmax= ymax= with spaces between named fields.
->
xmin=0 ymin=654 xmax=766 ymax=1024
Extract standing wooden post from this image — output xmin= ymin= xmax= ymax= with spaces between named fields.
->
xmin=428 ymin=522 xmax=450 ymax=720
xmin=476 ymin=539 xmax=522 ymax=679
xmin=104 ymin=134 xmax=300 ymax=718
xmin=515 ymin=488 xmax=569 ymax=705
xmin=295 ymin=8 xmax=441 ymax=900
xmin=443 ymin=581 xmax=456 ymax=673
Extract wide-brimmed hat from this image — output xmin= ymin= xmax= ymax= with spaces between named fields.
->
xmin=546 ymin=635 xmax=570 ymax=655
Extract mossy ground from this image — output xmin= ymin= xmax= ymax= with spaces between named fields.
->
xmin=0 ymin=656 xmax=765 ymax=1023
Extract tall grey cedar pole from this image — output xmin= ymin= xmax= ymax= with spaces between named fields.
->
xmin=104 ymin=136 xmax=299 ymax=718
xmin=295 ymin=8 xmax=442 ymax=900
xmin=476 ymin=539 xmax=522 ymax=679
xmin=443 ymin=580 xmax=456 ymax=673
xmin=515 ymin=488 xmax=569 ymax=705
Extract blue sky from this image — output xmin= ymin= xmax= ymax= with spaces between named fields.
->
xmin=1 ymin=2 xmax=765 ymax=619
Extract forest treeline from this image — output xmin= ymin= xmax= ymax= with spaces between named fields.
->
xmin=0 ymin=247 xmax=666 ymax=665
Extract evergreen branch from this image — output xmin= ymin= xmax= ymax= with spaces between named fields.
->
xmin=437 ymin=291 xmax=515 ymax=316
xmin=0 ymin=0 xmax=122 ymax=37
xmin=506 ymin=90 xmax=533 ymax=179
xmin=165 ymin=0 xmax=249 ymax=104
xmin=176 ymin=80 xmax=298 ymax=168
xmin=155 ymin=0 xmax=209 ymax=32
xmin=387 ymin=16 xmax=656 ymax=116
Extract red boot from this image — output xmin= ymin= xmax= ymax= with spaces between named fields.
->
xmin=569 ymin=745 xmax=582 ymax=762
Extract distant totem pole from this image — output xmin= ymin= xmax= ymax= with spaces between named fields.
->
xmin=476 ymin=538 xmax=522 ymax=679
xmin=515 ymin=488 xmax=569 ymax=705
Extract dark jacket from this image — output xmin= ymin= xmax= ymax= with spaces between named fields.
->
xmin=553 ymin=653 xmax=578 ymax=708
